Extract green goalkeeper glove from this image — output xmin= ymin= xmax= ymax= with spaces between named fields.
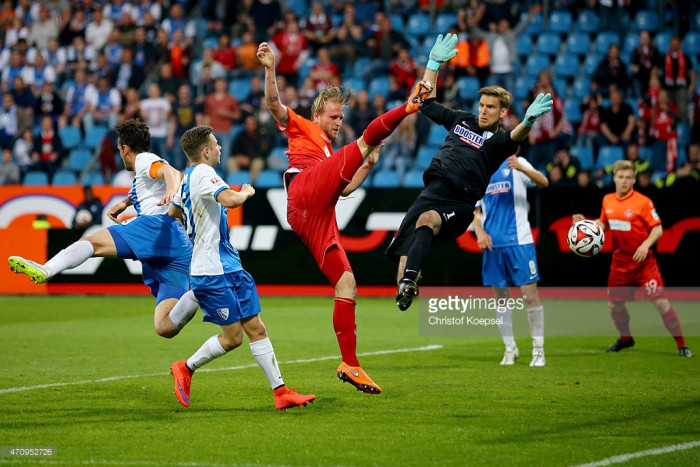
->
xmin=524 ymin=93 xmax=553 ymax=127
xmin=427 ymin=33 xmax=458 ymax=72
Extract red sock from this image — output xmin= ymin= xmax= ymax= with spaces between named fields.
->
xmin=362 ymin=105 xmax=408 ymax=146
xmin=611 ymin=306 xmax=632 ymax=340
xmin=333 ymin=297 xmax=359 ymax=367
xmin=661 ymin=306 xmax=686 ymax=348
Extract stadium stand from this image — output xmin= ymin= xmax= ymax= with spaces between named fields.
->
xmin=226 ymin=171 xmax=252 ymax=186
xmin=372 ymin=170 xmax=400 ymax=188
xmin=255 ymin=170 xmax=283 ymax=188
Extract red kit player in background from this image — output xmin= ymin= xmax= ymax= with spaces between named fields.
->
xmin=257 ymin=35 xmax=456 ymax=393
xmin=573 ymin=160 xmax=693 ymax=357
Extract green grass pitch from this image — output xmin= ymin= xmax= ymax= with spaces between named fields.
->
xmin=1 ymin=295 xmax=698 ymax=466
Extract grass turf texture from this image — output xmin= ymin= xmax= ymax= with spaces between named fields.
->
xmin=1 ymin=296 xmax=698 ymax=467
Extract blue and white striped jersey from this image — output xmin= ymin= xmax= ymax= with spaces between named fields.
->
xmin=477 ymin=157 xmax=535 ymax=247
xmin=128 ymin=152 xmax=170 ymax=216
xmin=173 ymin=164 xmax=242 ymax=276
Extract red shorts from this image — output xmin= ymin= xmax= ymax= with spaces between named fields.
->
xmin=287 ymin=141 xmax=364 ymax=285
xmin=607 ymin=255 xmax=665 ymax=302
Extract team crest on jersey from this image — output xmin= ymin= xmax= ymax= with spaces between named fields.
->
xmin=216 ymin=307 xmax=229 ymax=320
xmin=454 ymin=124 xmax=485 ymax=148
xmin=625 ymin=209 xmax=633 ymax=218
xmin=501 ymin=168 xmax=511 ymax=178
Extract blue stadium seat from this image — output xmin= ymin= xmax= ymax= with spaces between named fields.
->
xmin=536 ymin=32 xmax=562 ymax=56
xmin=595 ymin=32 xmax=620 ymax=55
xmin=524 ymin=54 xmax=551 ymax=77
xmin=406 ymin=13 xmax=431 ymax=37
xmin=521 ymin=12 xmax=543 ymax=36
xmin=51 ymin=170 xmax=77 ymax=185
xmin=655 ymin=32 xmax=671 ymax=53
xmin=566 ymin=32 xmax=591 ymax=56
xmin=677 ymin=122 xmax=690 ymax=147
xmin=683 ymin=32 xmax=700 ymax=55
xmin=514 ymin=75 xmax=536 ymax=100
xmin=368 ymin=76 xmax=390 ymax=99
xmin=66 ymin=149 xmax=93 ymax=172
xmin=553 ymin=53 xmax=580 ymax=78
xmin=23 ymin=171 xmax=49 ymax=185
xmin=548 ymin=10 xmax=573 ymax=34
xmin=633 ymin=10 xmax=659 ymax=32
xmin=202 ymin=37 xmax=218 ymax=50
xmin=402 ymin=170 xmax=424 ymax=188
xmin=576 ymin=10 xmax=600 ymax=33
xmin=58 ymin=126 xmax=82 ymax=150
xmin=427 ymin=126 xmax=448 ymax=146
xmin=582 ymin=53 xmax=602 ymax=76
xmin=638 ymin=145 xmax=653 ymax=161
xmin=372 ymin=170 xmax=400 ymax=188
xmin=229 ymin=78 xmax=252 ymax=101
xmin=552 ymin=77 xmax=568 ymax=98
xmin=651 ymin=170 xmax=667 ymax=184
xmin=457 ymin=77 xmax=480 ymax=100
xmin=298 ymin=57 xmax=316 ymax=81
xmin=81 ymin=171 xmax=104 ymax=186
xmin=677 ymin=147 xmax=687 ymax=166
xmin=266 ymin=146 xmax=288 ymax=171
xmin=516 ymin=34 xmax=533 ymax=58
xmin=83 ymin=125 xmax=108 ymax=149
xmin=415 ymin=146 xmax=436 ymax=170
xmin=286 ymin=0 xmax=308 ymax=17
xmin=352 ymin=57 xmax=371 ymax=80
xmin=622 ymin=32 xmax=638 ymax=58
xmin=564 ymin=99 xmax=581 ymax=124
xmin=435 ymin=13 xmax=457 ymax=33
xmin=226 ymin=170 xmax=251 ymax=186
xmin=389 ymin=14 xmax=404 ymax=33
xmin=596 ymin=145 xmax=625 ymax=169
xmin=255 ymin=169 xmax=282 ymax=188
xmin=570 ymin=145 xmax=594 ymax=171
xmin=572 ymin=77 xmax=592 ymax=99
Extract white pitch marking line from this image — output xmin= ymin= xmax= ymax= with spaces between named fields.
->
xmin=572 ymin=440 xmax=700 ymax=467
xmin=0 ymin=345 xmax=443 ymax=395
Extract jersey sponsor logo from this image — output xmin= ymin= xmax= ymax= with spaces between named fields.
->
xmin=608 ymin=219 xmax=632 ymax=231
xmin=485 ymin=181 xmax=511 ymax=195
xmin=211 ymin=177 xmax=222 ymax=185
xmin=651 ymin=209 xmax=660 ymax=220
xmin=453 ymin=124 xmax=485 ymax=148
xmin=216 ymin=307 xmax=230 ymax=321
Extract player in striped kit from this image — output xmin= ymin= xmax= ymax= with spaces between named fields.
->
xmin=472 ymin=155 xmax=549 ymax=367
xmin=8 ymin=119 xmax=199 ymax=339
xmin=167 ymin=125 xmax=315 ymax=410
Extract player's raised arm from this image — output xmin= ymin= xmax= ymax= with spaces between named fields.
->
xmin=156 ymin=163 xmax=183 ymax=206
xmin=420 ymin=33 xmax=459 ymax=99
xmin=216 ymin=183 xmax=255 ymax=208
xmin=511 ymin=93 xmax=553 ymax=142
xmin=257 ymin=42 xmax=288 ymax=127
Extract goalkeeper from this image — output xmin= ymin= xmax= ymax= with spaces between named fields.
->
xmin=386 ymin=33 xmax=554 ymax=310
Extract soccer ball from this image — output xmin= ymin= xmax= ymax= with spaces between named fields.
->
xmin=75 ymin=209 xmax=93 ymax=227
xmin=567 ymin=220 xmax=605 ymax=257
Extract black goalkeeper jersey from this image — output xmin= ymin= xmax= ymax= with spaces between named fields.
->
xmin=420 ymin=98 xmax=521 ymax=206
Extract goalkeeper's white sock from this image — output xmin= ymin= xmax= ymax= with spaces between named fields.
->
xmin=527 ymin=305 xmax=545 ymax=350
xmin=169 ymin=290 xmax=199 ymax=329
xmin=497 ymin=306 xmax=516 ymax=350
xmin=45 ymin=240 xmax=94 ymax=275
xmin=187 ymin=335 xmax=227 ymax=370
xmin=250 ymin=337 xmax=284 ymax=389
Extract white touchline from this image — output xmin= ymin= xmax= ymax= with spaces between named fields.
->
xmin=572 ymin=440 xmax=700 ymax=467
xmin=0 ymin=345 xmax=443 ymax=395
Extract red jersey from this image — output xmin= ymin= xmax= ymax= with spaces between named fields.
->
xmin=600 ymin=189 xmax=661 ymax=261
xmin=277 ymin=106 xmax=333 ymax=170
xmin=272 ymin=31 xmax=308 ymax=75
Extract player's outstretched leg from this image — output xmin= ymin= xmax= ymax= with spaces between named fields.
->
xmin=406 ymin=80 xmax=434 ymax=114
xmin=273 ymin=386 xmax=316 ymax=411
xmin=8 ymin=256 xmax=53 ymax=283
xmin=170 ymin=360 xmax=193 ymax=407
xmin=396 ymin=277 xmax=419 ymax=311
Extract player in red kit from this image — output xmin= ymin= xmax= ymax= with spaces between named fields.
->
xmin=257 ymin=35 xmax=455 ymax=393
xmin=573 ymin=160 xmax=693 ymax=357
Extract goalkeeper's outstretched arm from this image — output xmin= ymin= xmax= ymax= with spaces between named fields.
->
xmin=511 ymin=93 xmax=553 ymax=141
xmin=419 ymin=33 xmax=458 ymax=99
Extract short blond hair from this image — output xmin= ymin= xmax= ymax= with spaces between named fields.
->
xmin=613 ymin=159 xmax=635 ymax=175
xmin=311 ymin=85 xmax=351 ymax=117
xmin=478 ymin=85 xmax=513 ymax=109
